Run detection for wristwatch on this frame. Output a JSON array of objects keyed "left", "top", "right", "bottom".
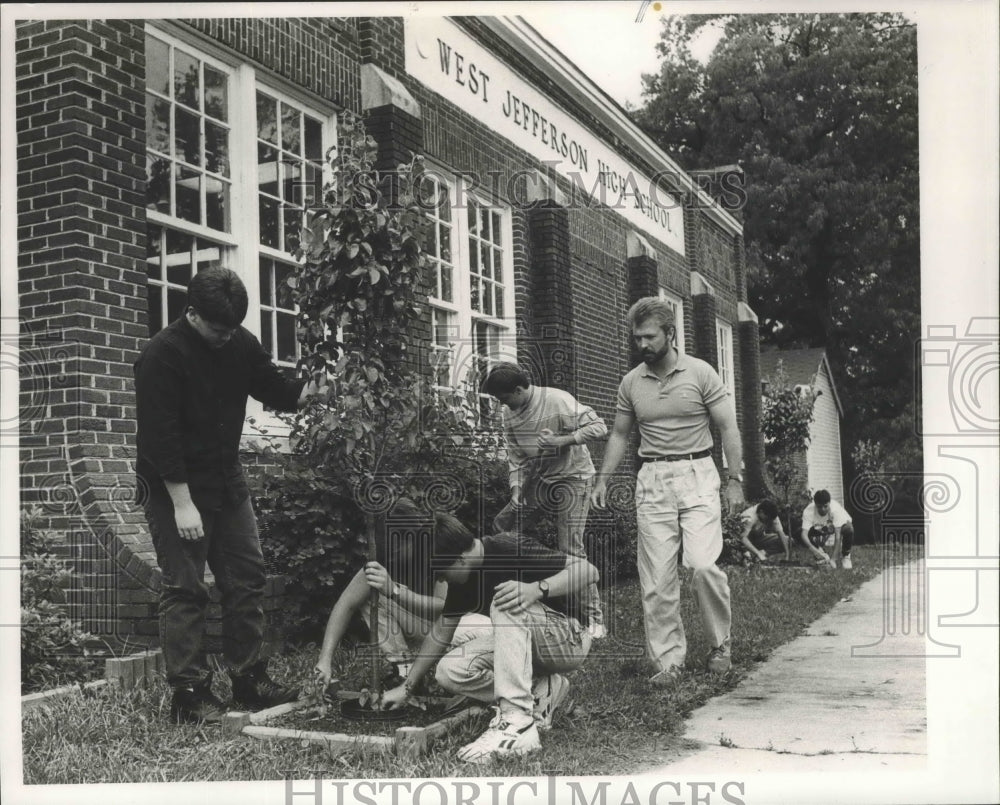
[
  {"left": 537, "top": 580, "right": 550, "bottom": 601},
  {"left": 389, "top": 583, "right": 401, "bottom": 600},
  {"left": 728, "top": 474, "right": 743, "bottom": 483}
]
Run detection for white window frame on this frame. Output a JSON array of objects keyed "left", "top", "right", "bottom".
[
  {"left": 144, "top": 23, "right": 337, "bottom": 448},
  {"left": 658, "top": 286, "right": 686, "bottom": 353},
  {"left": 715, "top": 318, "right": 737, "bottom": 469},
  {"left": 716, "top": 318, "right": 736, "bottom": 400},
  {"left": 423, "top": 167, "right": 517, "bottom": 411}
]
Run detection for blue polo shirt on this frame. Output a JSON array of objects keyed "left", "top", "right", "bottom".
[{"left": 615, "top": 353, "right": 728, "bottom": 457}]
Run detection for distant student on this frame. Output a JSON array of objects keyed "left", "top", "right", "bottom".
[
  {"left": 482, "top": 362, "right": 608, "bottom": 637},
  {"left": 739, "top": 500, "right": 834, "bottom": 566},
  {"left": 738, "top": 500, "right": 790, "bottom": 562},
  {"left": 801, "top": 490, "right": 855, "bottom": 569}
]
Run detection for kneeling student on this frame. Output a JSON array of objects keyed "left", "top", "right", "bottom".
[
  {"left": 739, "top": 500, "right": 792, "bottom": 562},
  {"left": 381, "top": 515, "right": 597, "bottom": 763},
  {"left": 315, "top": 501, "right": 477, "bottom": 687}
]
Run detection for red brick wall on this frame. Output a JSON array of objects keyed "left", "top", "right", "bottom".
[
  {"left": 182, "top": 17, "right": 361, "bottom": 111},
  {"left": 17, "top": 18, "right": 156, "bottom": 644}
]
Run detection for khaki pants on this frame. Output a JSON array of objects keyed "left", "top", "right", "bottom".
[
  {"left": 636, "top": 457, "right": 731, "bottom": 672},
  {"left": 362, "top": 599, "right": 491, "bottom": 663},
  {"left": 434, "top": 600, "right": 591, "bottom": 716},
  {"left": 493, "top": 475, "right": 604, "bottom": 626}
]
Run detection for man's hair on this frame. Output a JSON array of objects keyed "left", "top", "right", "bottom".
[
  {"left": 813, "top": 489, "right": 832, "bottom": 505},
  {"left": 756, "top": 499, "right": 779, "bottom": 521},
  {"left": 627, "top": 296, "right": 675, "bottom": 337},
  {"left": 187, "top": 267, "right": 249, "bottom": 328},
  {"left": 430, "top": 511, "right": 475, "bottom": 568},
  {"left": 482, "top": 362, "right": 531, "bottom": 396}
]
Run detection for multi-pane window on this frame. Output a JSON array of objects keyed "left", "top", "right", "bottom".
[
  {"left": 716, "top": 319, "right": 735, "bottom": 399},
  {"left": 258, "top": 257, "right": 299, "bottom": 367},
  {"left": 145, "top": 32, "right": 231, "bottom": 232},
  {"left": 421, "top": 174, "right": 458, "bottom": 387},
  {"left": 421, "top": 173, "right": 515, "bottom": 402},
  {"left": 143, "top": 23, "right": 332, "bottom": 379},
  {"left": 145, "top": 225, "right": 224, "bottom": 333},
  {"left": 468, "top": 203, "right": 505, "bottom": 320},
  {"left": 658, "top": 287, "right": 686, "bottom": 353},
  {"left": 255, "top": 90, "right": 324, "bottom": 255},
  {"left": 466, "top": 200, "right": 509, "bottom": 383}
]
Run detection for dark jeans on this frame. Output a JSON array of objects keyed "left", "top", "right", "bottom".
[
  {"left": 807, "top": 523, "right": 854, "bottom": 556},
  {"left": 144, "top": 491, "right": 266, "bottom": 687},
  {"left": 748, "top": 525, "right": 785, "bottom": 555}
]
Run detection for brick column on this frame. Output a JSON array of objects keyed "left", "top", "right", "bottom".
[
  {"left": 525, "top": 174, "right": 575, "bottom": 392},
  {"left": 16, "top": 19, "right": 157, "bottom": 644},
  {"left": 690, "top": 272, "right": 723, "bottom": 467},
  {"left": 361, "top": 63, "right": 428, "bottom": 369},
  {"left": 625, "top": 231, "right": 658, "bottom": 365}
]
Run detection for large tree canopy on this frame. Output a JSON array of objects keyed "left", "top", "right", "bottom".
[{"left": 635, "top": 13, "right": 920, "bottom": 480}]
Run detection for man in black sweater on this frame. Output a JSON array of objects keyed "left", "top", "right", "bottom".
[{"left": 134, "top": 267, "right": 323, "bottom": 724}]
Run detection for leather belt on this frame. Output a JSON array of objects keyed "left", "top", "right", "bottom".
[{"left": 643, "top": 448, "right": 712, "bottom": 463}]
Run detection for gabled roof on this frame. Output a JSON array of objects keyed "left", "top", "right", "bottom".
[{"left": 760, "top": 347, "right": 844, "bottom": 417}]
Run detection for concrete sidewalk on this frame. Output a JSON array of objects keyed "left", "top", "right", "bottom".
[{"left": 655, "top": 559, "right": 927, "bottom": 773}]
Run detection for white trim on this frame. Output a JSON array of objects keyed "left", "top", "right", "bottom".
[
  {"left": 146, "top": 212, "right": 238, "bottom": 247},
  {"left": 480, "top": 17, "right": 742, "bottom": 238},
  {"left": 819, "top": 354, "right": 845, "bottom": 419},
  {"left": 230, "top": 63, "right": 260, "bottom": 323},
  {"left": 716, "top": 319, "right": 736, "bottom": 401}
]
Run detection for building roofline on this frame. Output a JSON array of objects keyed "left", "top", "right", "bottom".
[
  {"left": 481, "top": 16, "right": 743, "bottom": 238},
  {"left": 818, "top": 353, "right": 845, "bottom": 418}
]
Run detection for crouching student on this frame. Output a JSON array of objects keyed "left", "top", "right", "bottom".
[
  {"left": 381, "top": 515, "right": 597, "bottom": 763},
  {"left": 739, "top": 500, "right": 792, "bottom": 563},
  {"left": 314, "top": 500, "right": 487, "bottom": 688}
]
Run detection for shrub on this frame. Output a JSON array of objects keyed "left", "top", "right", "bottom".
[
  {"left": 719, "top": 509, "right": 755, "bottom": 567},
  {"left": 21, "top": 508, "right": 100, "bottom": 693}
]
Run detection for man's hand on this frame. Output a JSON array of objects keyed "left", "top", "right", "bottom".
[
  {"left": 493, "top": 580, "right": 542, "bottom": 614},
  {"left": 591, "top": 478, "right": 608, "bottom": 509},
  {"left": 379, "top": 683, "right": 410, "bottom": 711},
  {"left": 313, "top": 663, "right": 332, "bottom": 687},
  {"left": 173, "top": 501, "right": 204, "bottom": 540},
  {"left": 723, "top": 478, "right": 744, "bottom": 514},
  {"left": 537, "top": 428, "right": 569, "bottom": 449},
  {"left": 298, "top": 371, "right": 330, "bottom": 407},
  {"left": 363, "top": 561, "right": 392, "bottom": 595}
]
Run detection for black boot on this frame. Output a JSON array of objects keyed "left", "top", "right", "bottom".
[
  {"left": 229, "top": 661, "right": 300, "bottom": 710},
  {"left": 170, "top": 673, "right": 227, "bottom": 724}
]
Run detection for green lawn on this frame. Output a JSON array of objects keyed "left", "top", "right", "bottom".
[{"left": 22, "top": 544, "right": 915, "bottom": 783}]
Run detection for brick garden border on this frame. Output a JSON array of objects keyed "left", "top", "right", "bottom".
[
  {"left": 224, "top": 680, "right": 487, "bottom": 759},
  {"left": 21, "top": 648, "right": 164, "bottom": 712}
]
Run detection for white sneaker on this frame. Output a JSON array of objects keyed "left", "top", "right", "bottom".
[
  {"left": 531, "top": 673, "right": 573, "bottom": 730},
  {"left": 457, "top": 709, "right": 541, "bottom": 764},
  {"left": 841, "top": 555, "right": 853, "bottom": 569},
  {"left": 587, "top": 621, "right": 607, "bottom": 639}
]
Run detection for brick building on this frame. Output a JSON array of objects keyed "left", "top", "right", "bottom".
[{"left": 15, "top": 15, "right": 766, "bottom": 647}]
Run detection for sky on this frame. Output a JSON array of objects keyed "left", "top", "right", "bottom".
[{"left": 522, "top": 2, "right": 669, "bottom": 109}]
